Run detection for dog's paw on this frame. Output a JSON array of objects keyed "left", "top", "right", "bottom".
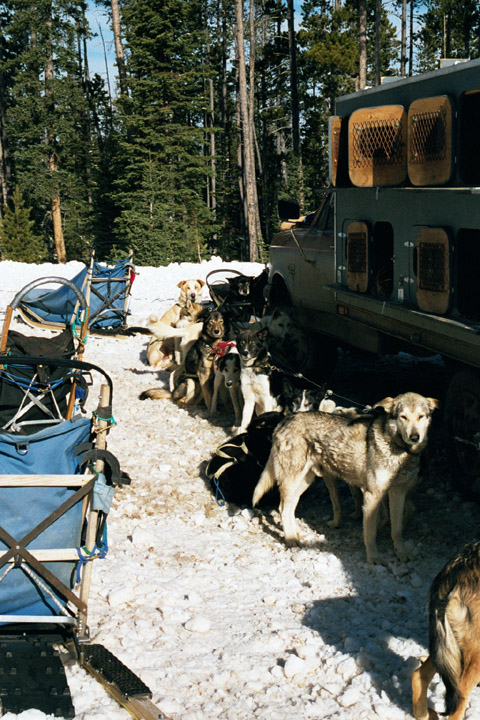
[
  {"left": 394, "top": 543, "right": 408, "bottom": 563},
  {"left": 327, "top": 517, "right": 341, "bottom": 529},
  {"left": 284, "top": 536, "right": 301, "bottom": 548}
]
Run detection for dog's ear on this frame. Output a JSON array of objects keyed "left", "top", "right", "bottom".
[
  {"left": 177, "top": 280, "right": 186, "bottom": 289},
  {"left": 427, "top": 397, "right": 440, "bottom": 413},
  {"left": 258, "top": 327, "right": 269, "bottom": 342},
  {"left": 372, "top": 396, "right": 395, "bottom": 414},
  {"left": 197, "top": 279, "right": 205, "bottom": 288}
]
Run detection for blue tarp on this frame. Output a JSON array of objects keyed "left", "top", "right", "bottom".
[
  {"left": 0, "top": 417, "right": 92, "bottom": 617},
  {"left": 19, "top": 258, "right": 133, "bottom": 330}
]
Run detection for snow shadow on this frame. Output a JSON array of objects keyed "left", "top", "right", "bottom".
[{"left": 302, "top": 557, "right": 429, "bottom": 716}]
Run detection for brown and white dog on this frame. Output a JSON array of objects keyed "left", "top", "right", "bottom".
[{"left": 146, "top": 279, "right": 205, "bottom": 370}]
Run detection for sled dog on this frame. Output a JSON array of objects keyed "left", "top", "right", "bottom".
[
  {"left": 140, "top": 310, "right": 227, "bottom": 409},
  {"left": 412, "top": 540, "right": 480, "bottom": 720},
  {"left": 252, "top": 391, "right": 438, "bottom": 563},
  {"left": 161, "top": 278, "right": 205, "bottom": 327},
  {"left": 146, "top": 279, "right": 206, "bottom": 369},
  {"left": 236, "top": 326, "right": 282, "bottom": 434},
  {"left": 209, "top": 342, "right": 243, "bottom": 427}
]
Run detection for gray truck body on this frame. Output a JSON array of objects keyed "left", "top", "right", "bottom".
[{"left": 267, "top": 58, "right": 480, "bottom": 493}]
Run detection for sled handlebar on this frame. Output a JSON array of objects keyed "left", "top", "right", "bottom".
[{"left": 10, "top": 276, "right": 88, "bottom": 311}]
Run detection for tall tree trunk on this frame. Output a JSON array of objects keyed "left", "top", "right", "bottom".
[
  {"left": 275, "top": 14, "right": 288, "bottom": 187},
  {"left": 359, "top": 0, "right": 367, "bottom": 89},
  {"left": 235, "top": 0, "right": 262, "bottom": 262},
  {"left": 45, "top": 12, "right": 67, "bottom": 264},
  {"left": 235, "top": 77, "right": 246, "bottom": 259},
  {"left": 0, "top": 93, "right": 9, "bottom": 211},
  {"left": 205, "top": 29, "right": 216, "bottom": 220},
  {"left": 248, "top": 0, "right": 262, "bottom": 244},
  {"left": 286, "top": 0, "right": 299, "bottom": 157},
  {"left": 0, "top": 35, "right": 10, "bottom": 210},
  {"left": 111, "top": 0, "right": 128, "bottom": 97},
  {"left": 98, "top": 21, "right": 113, "bottom": 106},
  {"left": 248, "top": 0, "right": 262, "bottom": 180},
  {"left": 400, "top": 0, "right": 407, "bottom": 76},
  {"left": 409, "top": 0, "right": 414, "bottom": 76},
  {"left": 375, "top": 0, "right": 381, "bottom": 85},
  {"left": 77, "top": 7, "right": 93, "bottom": 206},
  {"left": 209, "top": 76, "right": 216, "bottom": 218}
]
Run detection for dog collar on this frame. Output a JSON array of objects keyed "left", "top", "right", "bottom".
[
  {"left": 214, "top": 340, "right": 236, "bottom": 358},
  {"left": 214, "top": 340, "right": 236, "bottom": 370}
]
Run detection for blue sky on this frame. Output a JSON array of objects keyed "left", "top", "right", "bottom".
[
  {"left": 86, "top": 3, "right": 116, "bottom": 88},
  {"left": 85, "top": 0, "right": 423, "bottom": 94}
]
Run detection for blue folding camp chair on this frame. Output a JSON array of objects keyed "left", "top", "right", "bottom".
[
  {"left": 16, "top": 249, "right": 136, "bottom": 334},
  {"left": 0, "top": 280, "right": 165, "bottom": 719}
]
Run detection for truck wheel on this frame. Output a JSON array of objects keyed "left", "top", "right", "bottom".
[{"left": 444, "top": 368, "right": 480, "bottom": 498}]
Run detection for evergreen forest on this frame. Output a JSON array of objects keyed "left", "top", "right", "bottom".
[{"left": 0, "top": 0, "right": 479, "bottom": 266}]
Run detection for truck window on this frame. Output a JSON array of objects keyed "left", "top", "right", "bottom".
[
  {"left": 372, "top": 222, "right": 394, "bottom": 298},
  {"left": 459, "top": 90, "right": 480, "bottom": 184},
  {"left": 314, "top": 196, "right": 334, "bottom": 232},
  {"left": 457, "top": 229, "right": 480, "bottom": 319}
]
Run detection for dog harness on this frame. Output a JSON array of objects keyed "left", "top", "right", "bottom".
[{"left": 213, "top": 340, "right": 236, "bottom": 371}]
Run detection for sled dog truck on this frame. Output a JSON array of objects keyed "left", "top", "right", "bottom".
[{"left": 267, "top": 57, "right": 480, "bottom": 496}]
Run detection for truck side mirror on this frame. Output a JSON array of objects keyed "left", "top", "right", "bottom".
[{"left": 278, "top": 199, "right": 300, "bottom": 221}]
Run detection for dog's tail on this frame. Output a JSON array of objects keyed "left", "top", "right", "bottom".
[
  {"left": 429, "top": 557, "right": 477, "bottom": 717},
  {"left": 252, "top": 455, "right": 276, "bottom": 506},
  {"left": 146, "top": 316, "right": 202, "bottom": 340},
  {"left": 139, "top": 387, "right": 173, "bottom": 401}
]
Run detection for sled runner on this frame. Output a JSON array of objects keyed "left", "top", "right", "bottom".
[
  {"left": 0, "top": 281, "right": 168, "bottom": 719},
  {"left": 16, "top": 249, "right": 136, "bottom": 335}
]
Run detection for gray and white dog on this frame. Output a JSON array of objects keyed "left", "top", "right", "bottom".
[{"left": 253, "top": 392, "right": 438, "bottom": 564}]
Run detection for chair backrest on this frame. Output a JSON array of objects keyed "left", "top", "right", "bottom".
[{"left": 0, "top": 417, "right": 93, "bottom": 621}]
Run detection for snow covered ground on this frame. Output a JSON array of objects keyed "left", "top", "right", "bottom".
[{"left": 0, "top": 257, "right": 479, "bottom": 720}]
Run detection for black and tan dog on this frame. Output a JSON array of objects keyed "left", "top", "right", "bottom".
[
  {"left": 412, "top": 540, "right": 480, "bottom": 720},
  {"left": 140, "top": 310, "right": 228, "bottom": 409}
]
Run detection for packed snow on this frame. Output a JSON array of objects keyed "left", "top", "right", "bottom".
[{"left": 0, "top": 256, "right": 479, "bottom": 720}]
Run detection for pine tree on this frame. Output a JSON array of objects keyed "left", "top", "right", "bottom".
[
  {"left": 0, "top": 185, "right": 46, "bottom": 261},
  {"left": 110, "top": 0, "right": 217, "bottom": 265},
  {"left": 3, "top": 0, "right": 100, "bottom": 261},
  {"left": 416, "top": 0, "right": 480, "bottom": 72}
]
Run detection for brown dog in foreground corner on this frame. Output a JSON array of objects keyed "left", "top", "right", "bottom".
[{"left": 412, "top": 540, "right": 480, "bottom": 720}]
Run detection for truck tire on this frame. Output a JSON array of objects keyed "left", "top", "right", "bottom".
[{"left": 444, "top": 368, "right": 480, "bottom": 499}]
